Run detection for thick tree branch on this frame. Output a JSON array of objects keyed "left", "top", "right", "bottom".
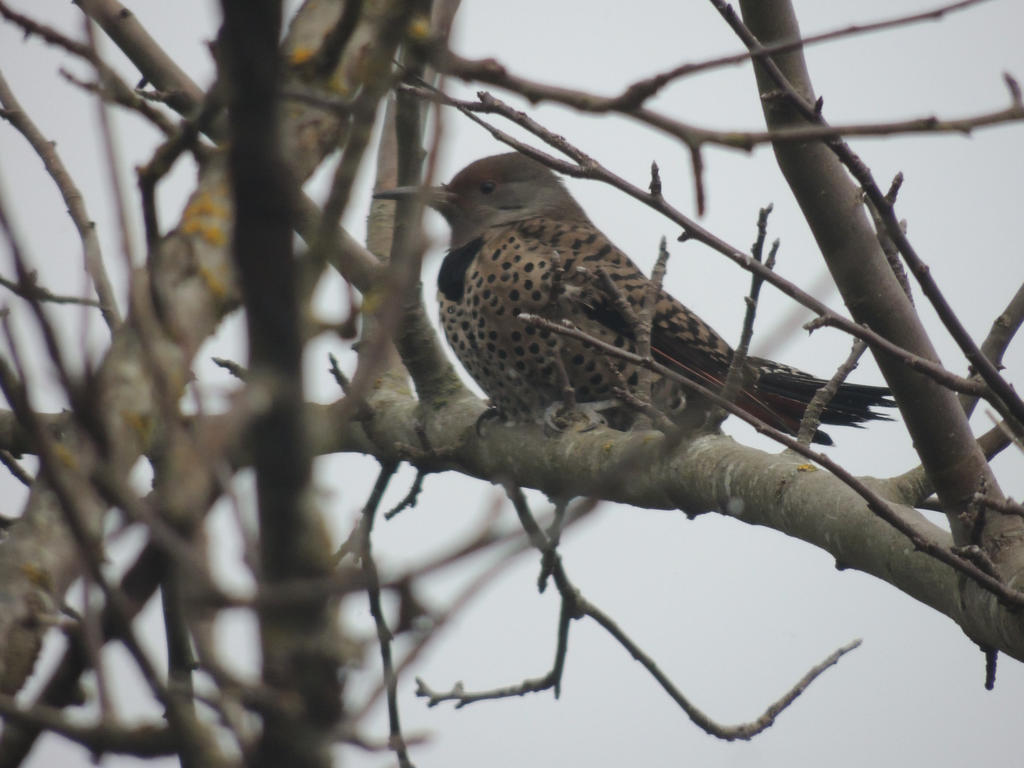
[
  {"left": 307, "top": 383, "right": 1024, "bottom": 661},
  {"left": 73, "top": 0, "right": 206, "bottom": 114},
  {"left": 731, "top": 0, "right": 1010, "bottom": 542},
  {"left": 219, "top": 0, "right": 343, "bottom": 764},
  {"left": 731, "top": 0, "right": 1024, "bottom": 671}
]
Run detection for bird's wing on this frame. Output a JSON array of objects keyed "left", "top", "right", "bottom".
[
  {"left": 510, "top": 218, "right": 890, "bottom": 443},
  {"left": 557, "top": 231, "right": 835, "bottom": 438},
  {"left": 556, "top": 235, "right": 736, "bottom": 389}
]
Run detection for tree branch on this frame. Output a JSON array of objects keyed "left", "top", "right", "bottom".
[{"left": 729, "top": 0, "right": 1012, "bottom": 556}]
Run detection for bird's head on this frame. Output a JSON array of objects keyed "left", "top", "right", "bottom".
[{"left": 374, "top": 153, "right": 590, "bottom": 247}]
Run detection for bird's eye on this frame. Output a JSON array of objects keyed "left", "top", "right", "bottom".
[{"left": 479, "top": 180, "right": 496, "bottom": 194}]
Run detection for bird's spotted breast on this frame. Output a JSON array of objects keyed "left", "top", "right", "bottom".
[{"left": 438, "top": 217, "right": 664, "bottom": 424}]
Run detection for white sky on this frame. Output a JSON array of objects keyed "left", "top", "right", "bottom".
[{"left": 1, "top": 1, "right": 1023, "bottom": 766}]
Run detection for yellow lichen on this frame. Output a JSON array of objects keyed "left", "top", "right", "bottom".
[
  {"left": 181, "top": 193, "right": 229, "bottom": 245},
  {"left": 361, "top": 285, "right": 385, "bottom": 314},
  {"left": 407, "top": 15, "right": 431, "bottom": 40},
  {"left": 289, "top": 45, "right": 316, "bottom": 65},
  {"left": 331, "top": 81, "right": 352, "bottom": 96},
  {"left": 183, "top": 192, "right": 226, "bottom": 219},
  {"left": 200, "top": 224, "right": 227, "bottom": 246},
  {"left": 796, "top": 464, "right": 817, "bottom": 472},
  {"left": 51, "top": 442, "right": 77, "bottom": 470},
  {"left": 121, "top": 410, "right": 152, "bottom": 440},
  {"left": 198, "top": 265, "right": 228, "bottom": 300},
  {"left": 20, "top": 563, "right": 51, "bottom": 589},
  {"left": 181, "top": 220, "right": 226, "bottom": 246}
]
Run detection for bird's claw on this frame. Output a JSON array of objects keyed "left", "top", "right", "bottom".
[
  {"left": 543, "top": 400, "right": 617, "bottom": 434},
  {"left": 475, "top": 406, "right": 505, "bottom": 436}
]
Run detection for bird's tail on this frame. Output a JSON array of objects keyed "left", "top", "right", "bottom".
[{"left": 744, "top": 359, "right": 896, "bottom": 446}]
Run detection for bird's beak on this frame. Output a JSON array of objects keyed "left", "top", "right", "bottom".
[{"left": 373, "top": 185, "right": 456, "bottom": 212}]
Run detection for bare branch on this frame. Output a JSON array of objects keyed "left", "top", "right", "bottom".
[
  {"left": 963, "top": 281, "right": 1024, "bottom": 416},
  {"left": 437, "top": 0, "right": 992, "bottom": 111},
  {"left": 974, "top": 494, "right": 1024, "bottom": 518},
  {"left": 0, "top": 70, "right": 120, "bottom": 328},
  {"left": 0, "top": 541, "right": 169, "bottom": 761},
  {"left": 419, "top": 484, "right": 859, "bottom": 740},
  {"left": 0, "top": 694, "right": 175, "bottom": 757},
  {"left": 428, "top": 0, "right": 1020, "bottom": 155},
  {"left": 383, "top": 468, "right": 426, "bottom": 519},
  {"left": 588, "top": 602, "right": 861, "bottom": 740},
  {"left": 357, "top": 461, "right": 414, "bottom": 768},
  {"left": 0, "top": 274, "right": 102, "bottom": 310},
  {"left": 0, "top": 326, "right": 216, "bottom": 760},
  {"left": 865, "top": 176, "right": 914, "bottom": 302},
  {"left": 720, "top": 206, "right": 777, "bottom": 409},
  {"left": 798, "top": 339, "right": 869, "bottom": 445},
  {"left": 219, "top": 0, "right": 352, "bottom": 762},
  {"left": 0, "top": 448, "right": 32, "bottom": 487},
  {"left": 58, "top": 66, "right": 178, "bottom": 136},
  {"left": 72, "top": 0, "right": 207, "bottom": 114}
]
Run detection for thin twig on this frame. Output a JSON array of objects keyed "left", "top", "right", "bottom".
[
  {"left": 0, "top": 275, "right": 102, "bottom": 309},
  {"left": 0, "top": 70, "right": 120, "bottom": 328},
  {"left": 719, "top": 206, "right": 777, "bottom": 410},
  {"left": 211, "top": 357, "right": 248, "bottom": 381},
  {"left": 587, "top": 601, "right": 861, "bottom": 740},
  {"left": 973, "top": 494, "right": 1024, "bottom": 518},
  {"left": 358, "top": 461, "right": 414, "bottom": 768},
  {"left": 963, "top": 281, "right": 1024, "bottom": 416},
  {"left": 385, "top": 468, "right": 428, "bottom": 519},
  {"left": 82, "top": 18, "right": 140, "bottom": 282},
  {"left": 797, "top": 339, "right": 869, "bottom": 445},
  {"left": 865, "top": 174, "right": 914, "bottom": 302},
  {"left": 306, "top": 0, "right": 365, "bottom": 77},
  {"left": 58, "top": 67, "right": 177, "bottom": 137},
  {"left": 0, "top": 448, "right": 32, "bottom": 486}
]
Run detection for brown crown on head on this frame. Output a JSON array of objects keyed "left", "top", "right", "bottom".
[{"left": 376, "top": 153, "right": 590, "bottom": 246}]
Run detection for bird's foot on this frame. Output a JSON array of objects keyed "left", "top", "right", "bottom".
[
  {"left": 475, "top": 406, "right": 504, "bottom": 436},
  {"left": 543, "top": 400, "right": 617, "bottom": 434}
]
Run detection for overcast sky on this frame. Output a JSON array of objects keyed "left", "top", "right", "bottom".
[{"left": 1, "top": 1, "right": 1023, "bottom": 766}]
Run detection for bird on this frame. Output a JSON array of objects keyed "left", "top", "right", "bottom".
[{"left": 375, "top": 152, "right": 894, "bottom": 445}]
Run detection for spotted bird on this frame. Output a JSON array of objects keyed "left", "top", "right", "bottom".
[{"left": 376, "top": 153, "right": 894, "bottom": 444}]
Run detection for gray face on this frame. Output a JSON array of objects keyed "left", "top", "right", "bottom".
[{"left": 436, "top": 153, "right": 590, "bottom": 246}]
